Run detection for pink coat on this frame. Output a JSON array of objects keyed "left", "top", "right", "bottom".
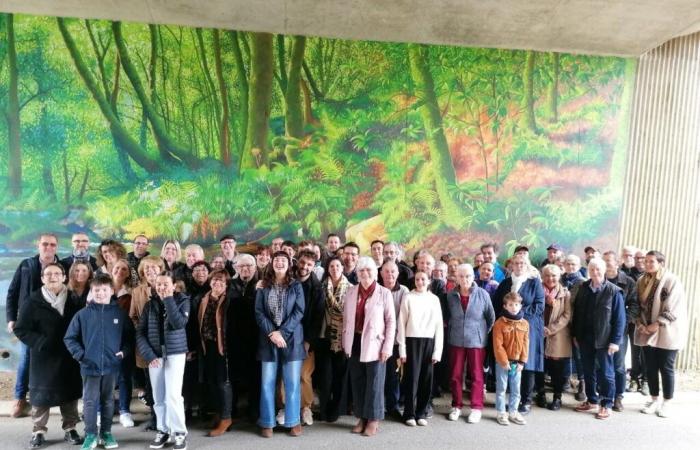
[{"left": 342, "top": 283, "right": 396, "bottom": 363}]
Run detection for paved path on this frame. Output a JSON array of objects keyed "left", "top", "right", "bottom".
[{"left": 1, "top": 390, "right": 698, "bottom": 449}]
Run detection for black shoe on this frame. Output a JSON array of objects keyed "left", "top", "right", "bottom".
[
  {"left": 548, "top": 398, "right": 562, "bottom": 411},
  {"left": 518, "top": 403, "right": 531, "bottom": 415},
  {"left": 613, "top": 396, "right": 624, "bottom": 412},
  {"left": 575, "top": 381, "right": 587, "bottom": 402},
  {"left": 29, "top": 433, "right": 45, "bottom": 449},
  {"left": 150, "top": 431, "right": 170, "bottom": 449},
  {"left": 64, "top": 429, "right": 83, "bottom": 445},
  {"left": 535, "top": 393, "right": 547, "bottom": 408},
  {"left": 173, "top": 433, "right": 187, "bottom": 450}
]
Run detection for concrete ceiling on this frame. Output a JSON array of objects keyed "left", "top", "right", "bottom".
[{"left": 2, "top": 0, "right": 700, "bottom": 57}]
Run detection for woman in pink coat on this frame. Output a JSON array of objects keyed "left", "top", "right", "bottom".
[{"left": 342, "top": 256, "right": 396, "bottom": 437}]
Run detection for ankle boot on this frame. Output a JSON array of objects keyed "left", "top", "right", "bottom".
[{"left": 208, "top": 418, "right": 232, "bottom": 437}]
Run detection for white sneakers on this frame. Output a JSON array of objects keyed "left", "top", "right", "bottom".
[
  {"left": 467, "top": 409, "right": 482, "bottom": 424},
  {"left": 276, "top": 409, "right": 285, "bottom": 426},
  {"left": 405, "top": 419, "right": 417, "bottom": 427},
  {"left": 416, "top": 418, "right": 428, "bottom": 426},
  {"left": 301, "top": 407, "right": 314, "bottom": 426},
  {"left": 119, "top": 412, "right": 135, "bottom": 428},
  {"left": 643, "top": 399, "right": 671, "bottom": 418},
  {"left": 508, "top": 412, "right": 527, "bottom": 425},
  {"left": 496, "top": 412, "right": 510, "bottom": 426},
  {"left": 448, "top": 407, "right": 461, "bottom": 421}
]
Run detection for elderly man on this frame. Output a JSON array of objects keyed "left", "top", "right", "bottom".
[
  {"left": 61, "top": 232, "right": 97, "bottom": 272},
  {"left": 572, "top": 258, "right": 625, "bottom": 420},
  {"left": 226, "top": 253, "right": 260, "bottom": 422},
  {"left": 220, "top": 234, "right": 238, "bottom": 277},
  {"left": 7, "top": 233, "right": 61, "bottom": 419},
  {"left": 540, "top": 244, "right": 563, "bottom": 269},
  {"left": 379, "top": 242, "right": 414, "bottom": 287}
]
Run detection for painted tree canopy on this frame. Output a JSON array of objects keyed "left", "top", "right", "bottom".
[{"left": 0, "top": 14, "right": 634, "bottom": 259}]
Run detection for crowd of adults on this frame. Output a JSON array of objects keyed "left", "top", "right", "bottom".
[{"left": 5, "top": 231, "right": 688, "bottom": 448}]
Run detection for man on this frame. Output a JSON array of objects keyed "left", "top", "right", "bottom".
[
  {"left": 370, "top": 240, "right": 384, "bottom": 268},
  {"left": 341, "top": 242, "right": 360, "bottom": 285},
  {"left": 603, "top": 251, "right": 639, "bottom": 412},
  {"left": 380, "top": 242, "right": 414, "bottom": 287},
  {"left": 60, "top": 232, "right": 97, "bottom": 272},
  {"left": 432, "top": 261, "right": 448, "bottom": 285},
  {"left": 629, "top": 248, "right": 648, "bottom": 395},
  {"left": 320, "top": 233, "right": 342, "bottom": 267},
  {"left": 540, "top": 243, "right": 563, "bottom": 269},
  {"left": 294, "top": 250, "right": 324, "bottom": 425},
  {"left": 572, "top": 258, "right": 625, "bottom": 420},
  {"left": 226, "top": 254, "right": 260, "bottom": 422},
  {"left": 126, "top": 234, "right": 150, "bottom": 279},
  {"left": 634, "top": 249, "right": 647, "bottom": 277},
  {"left": 580, "top": 246, "right": 600, "bottom": 278},
  {"left": 6, "top": 233, "right": 61, "bottom": 418},
  {"left": 299, "top": 240, "right": 324, "bottom": 280},
  {"left": 281, "top": 240, "right": 297, "bottom": 262},
  {"left": 271, "top": 237, "right": 284, "bottom": 253},
  {"left": 478, "top": 242, "right": 506, "bottom": 282},
  {"left": 220, "top": 234, "right": 237, "bottom": 277},
  {"left": 255, "top": 246, "right": 271, "bottom": 272}
]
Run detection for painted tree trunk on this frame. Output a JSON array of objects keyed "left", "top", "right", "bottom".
[
  {"left": 242, "top": 32, "right": 274, "bottom": 170},
  {"left": 548, "top": 52, "right": 560, "bottom": 122},
  {"left": 521, "top": 50, "right": 538, "bottom": 134},
  {"left": 229, "top": 31, "right": 249, "bottom": 159},
  {"left": 213, "top": 30, "right": 231, "bottom": 166},
  {"left": 408, "top": 44, "right": 461, "bottom": 225},
  {"left": 285, "top": 35, "right": 306, "bottom": 140},
  {"left": 6, "top": 14, "right": 22, "bottom": 196}
]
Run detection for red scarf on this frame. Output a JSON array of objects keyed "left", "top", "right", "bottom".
[{"left": 355, "top": 281, "right": 377, "bottom": 333}]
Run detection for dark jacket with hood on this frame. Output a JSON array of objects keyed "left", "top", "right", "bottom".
[{"left": 135, "top": 292, "right": 190, "bottom": 362}]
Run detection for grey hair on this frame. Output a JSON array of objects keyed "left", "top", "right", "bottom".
[
  {"left": 456, "top": 263, "right": 475, "bottom": 277},
  {"left": 356, "top": 256, "right": 378, "bottom": 280},
  {"left": 622, "top": 245, "right": 637, "bottom": 254},
  {"left": 542, "top": 264, "right": 562, "bottom": 277},
  {"left": 435, "top": 261, "right": 447, "bottom": 271},
  {"left": 565, "top": 254, "right": 581, "bottom": 265},
  {"left": 384, "top": 241, "right": 403, "bottom": 257},
  {"left": 234, "top": 253, "right": 255, "bottom": 267},
  {"left": 588, "top": 257, "right": 606, "bottom": 273}
]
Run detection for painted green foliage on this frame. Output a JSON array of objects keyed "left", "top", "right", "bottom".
[{"left": 0, "top": 14, "right": 634, "bottom": 257}]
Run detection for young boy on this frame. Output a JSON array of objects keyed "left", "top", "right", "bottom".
[
  {"left": 64, "top": 273, "right": 133, "bottom": 449},
  {"left": 492, "top": 292, "right": 529, "bottom": 426}
]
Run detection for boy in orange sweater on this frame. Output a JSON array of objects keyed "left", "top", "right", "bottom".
[{"left": 492, "top": 292, "right": 529, "bottom": 425}]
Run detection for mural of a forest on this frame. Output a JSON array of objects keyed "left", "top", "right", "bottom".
[{"left": 0, "top": 14, "right": 635, "bottom": 258}]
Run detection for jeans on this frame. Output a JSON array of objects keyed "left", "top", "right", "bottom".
[
  {"left": 384, "top": 346, "right": 401, "bottom": 413},
  {"left": 83, "top": 373, "right": 118, "bottom": 435},
  {"left": 643, "top": 347, "right": 678, "bottom": 400},
  {"left": 495, "top": 364, "right": 521, "bottom": 413},
  {"left": 149, "top": 353, "right": 187, "bottom": 435},
  {"left": 118, "top": 354, "right": 134, "bottom": 413},
  {"left": 14, "top": 341, "right": 30, "bottom": 400},
  {"left": 613, "top": 334, "right": 628, "bottom": 398},
  {"left": 580, "top": 343, "right": 615, "bottom": 408},
  {"left": 259, "top": 359, "right": 302, "bottom": 428}
]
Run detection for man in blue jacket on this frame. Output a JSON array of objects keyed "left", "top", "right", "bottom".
[
  {"left": 572, "top": 258, "right": 625, "bottom": 420},
  {"left": 64, "top": 273, "right": 134, "bottom": 449}
]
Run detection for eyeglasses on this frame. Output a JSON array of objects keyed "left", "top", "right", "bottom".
[
  {"left": 237, "top": 264, "right": 255, "bottom": 268},
  {"left": 40, "top": 242, "right": 58, "bottom": 247},
  {"left": 72, "top": 239, "right": 89, "bottom": 243}
]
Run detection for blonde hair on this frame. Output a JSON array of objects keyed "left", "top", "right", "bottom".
[{"left": 160, "top": 239, "right": 182, "bottom": 261}]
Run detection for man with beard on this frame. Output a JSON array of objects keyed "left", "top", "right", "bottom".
[{"left": 61, "top": 232, "right": 97, "bottom": 272}]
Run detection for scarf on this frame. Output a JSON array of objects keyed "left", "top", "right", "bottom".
[
  {"left": 324, "top": 276, "right": 350, "bottom": 352},
  {"left": 511, "top": 273, "right": 528, "bottom": 294},
  {"left": 355, "top": 281, "right": 377, "bottom": 332},
  {"left": 502, "top": 308, "right": 524, "bottom": 321},
  {"left": 543, "top": 284, "right": 558, "bottom": 305},
  {"left": 638, "top": 268, "right": 665, "bottom": 323},
  {"left": 41, "top": 285, "right": 68, "bottom": 316}
]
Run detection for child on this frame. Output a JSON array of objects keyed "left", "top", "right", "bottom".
[
  {"left": 136, "top": 271, "right": 190, "bottom": 450},
  {"left": 64, "top": 273, "right": 134, "bottom": 449},
  {"left": 492, "top": 292, "right": 529, "bottom": 426}
]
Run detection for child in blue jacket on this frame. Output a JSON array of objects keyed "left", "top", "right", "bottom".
[{"left": 64, "top": 273, "right": 133, "bottom": 449}]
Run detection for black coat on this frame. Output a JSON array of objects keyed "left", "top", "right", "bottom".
[
  {"left": 136, "top": 293, "right": 190, "bottom": 362},
  {"left": 60, "top": 255, "right": 98, "bottom": 273},
  {"left": 6, "top": 255, "right": 58, "bottom": 323},
  {"left": 226, "top": 275, "right": 259, "bottom": 361},
  {"left": 300, "top": 273, "right": 324, "bottom": 348},
  {"left": 14, "top": 289, "right": 82, "bottom": 407}
]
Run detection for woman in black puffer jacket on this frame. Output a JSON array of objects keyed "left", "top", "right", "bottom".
[{"left": 135, "top": 271, "right": 190, "bottom": 450}]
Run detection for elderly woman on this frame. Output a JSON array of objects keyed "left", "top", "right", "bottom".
[
  {"left": 161, "top": 239, "right": 185, "bottom": 272},
  {"left": 67, "top": 261, "right": 93, "bottom": 308},
  {"left": 198, "top": 269, "right": 233, "bottom": 436},
  {"left": 316, "top": 257, "right": 351, "bottom": 423},
  {"left": 255, "top": 251, "right": 305, "bottom": 438},
  {"left": 398, "top": 271, "right": 444, "bottom": 427},
  {"left": 446, "top": 264, "right": 495, "bottom": 423},
  {"left": 635, "top": 251, "right": 688, "bottom": 418},
  {"left": 129, "top": 255, "right": 164, "bottom": 430},
  {"left": 174, "top": 244, "right": 205, "bottom": 290},
  {"left": 492, "top": 253, "right": 544, "bottom": 415},
  {"left": 562, "top": 254, "right": 586, "bottom": 290},
  {"left": 342, "top": 257, "right": 396, "bottom": 437},
  {"left": 537, "top": 264, "right": 572, "bottom": 411}
]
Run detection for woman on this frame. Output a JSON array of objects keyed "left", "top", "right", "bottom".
[
  {"left": 161, "top": 239, "right": 185, "bottom": 273},
  {"left": 96, "top": 239, "right": 127, "bottom": 275},
  {"left": 476, "top": 262, "right": 500, "bottom": 297},
  {"left": 492, "top": 253, "right": 544, "bottom": 415},
  {"left": 562, "top": 254, "right": 586, "bottom": 290},
  {"left": 210, "top": 255, "right": 226, "bottom": 272},
  {"left": 315, "top": 257, "right": 350, "bottom": 422},
  {"left": 67, "top": 261, "right": 93, "bottom": 308},
  {"left": 635, "top": 251, "right": 688, "bottom": 418},
  {"left": 398, "top": 271, "right": 444, "bottom": 427},
  {"left": 183, "top": 260, "right": 210, "bottom": 422},
  {"left": 254, "top": 251, "right": 305, "bottom": 438},
  {"left": 129, "top": 256, "right": 164, "bottom": 430},
  {"left": 539, "top": 264, "right": 572, "bottom": 411},
  {"left": 136, "top": 271, "right": 190, "bottom": 450},
  {"left": 14, "top": 263, "right": 83, "bottom": 448},
  {"left": 562, "top": 253, "right": 586, "bottom": 401},
  {"left": 111, "top": 258, "right": 136, "bottom": 428},
  {"left": 342, "top": 257, "right": 396, "bottom": 437},
  {"left": 197, "top": 269, "right": 233, "bottom": 436},
  {"left": 445, "top": 264, "right": 495, "bottom": 423},
  {"left": 445, "top": 257, "right": 461, "bottom": 292}
]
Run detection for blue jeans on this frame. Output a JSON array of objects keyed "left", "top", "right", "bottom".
[
  {"left": 259, "top": 359, "right": 302, "bottom": 428},
  {"left": 118, "top": 354, "right": 134, "bottom": 413},
  {"left": 14, "top": 341, "right": 30, "bottom": 400},
  {"left": 613, "top": 334, "right": 628, "bottom": 398},
  {"left": 580, "top": 343, "right": 615, "bottom": 408},
  {"left": 83, "top": 373, "right": 118, "bottom": 435},
  {"left": 495, "top": 363, "right": 521, "bottom": 414}
]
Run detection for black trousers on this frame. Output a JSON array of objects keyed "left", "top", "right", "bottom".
[
  {"left": 643, "top": 347, "right": 678, "bottom": 399},
  {"left": 521, "top": 370, "right": 538, "bottom": 404},
  {"left": 534, "top": 358, "right": 570, "bottom": 397},
  {"left": 228, "top": 349, "right": 260, "bottom": 421},
  {"left": 315, "top": 338, "right": 347, "bottom": 420},
  {"left": 629, "top": 324, "right": 646, "bottom": 382},
  {"left": 203, "top": 341, "right": 233, "bottom": 419},
  {"left": 403, "top": 337, "right": 434, "bottom": 421},
  {"left": 349, "top": 335, "right": 386, "bottom": 420},
  {"left": 182, "top": 356, "right": 201, "bottom": 416}
]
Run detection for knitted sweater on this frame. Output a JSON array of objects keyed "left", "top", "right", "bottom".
[{"left": 397, "top": 290, "right": 444, "bottom": 361}]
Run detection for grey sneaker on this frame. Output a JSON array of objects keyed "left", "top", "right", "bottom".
[{"left": 173, "top": 433, "right": 187, "bottom": 450}]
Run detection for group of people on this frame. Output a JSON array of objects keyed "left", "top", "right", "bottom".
[{"left": 5, "top": 232, "right": 688, "bottom": 448}]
